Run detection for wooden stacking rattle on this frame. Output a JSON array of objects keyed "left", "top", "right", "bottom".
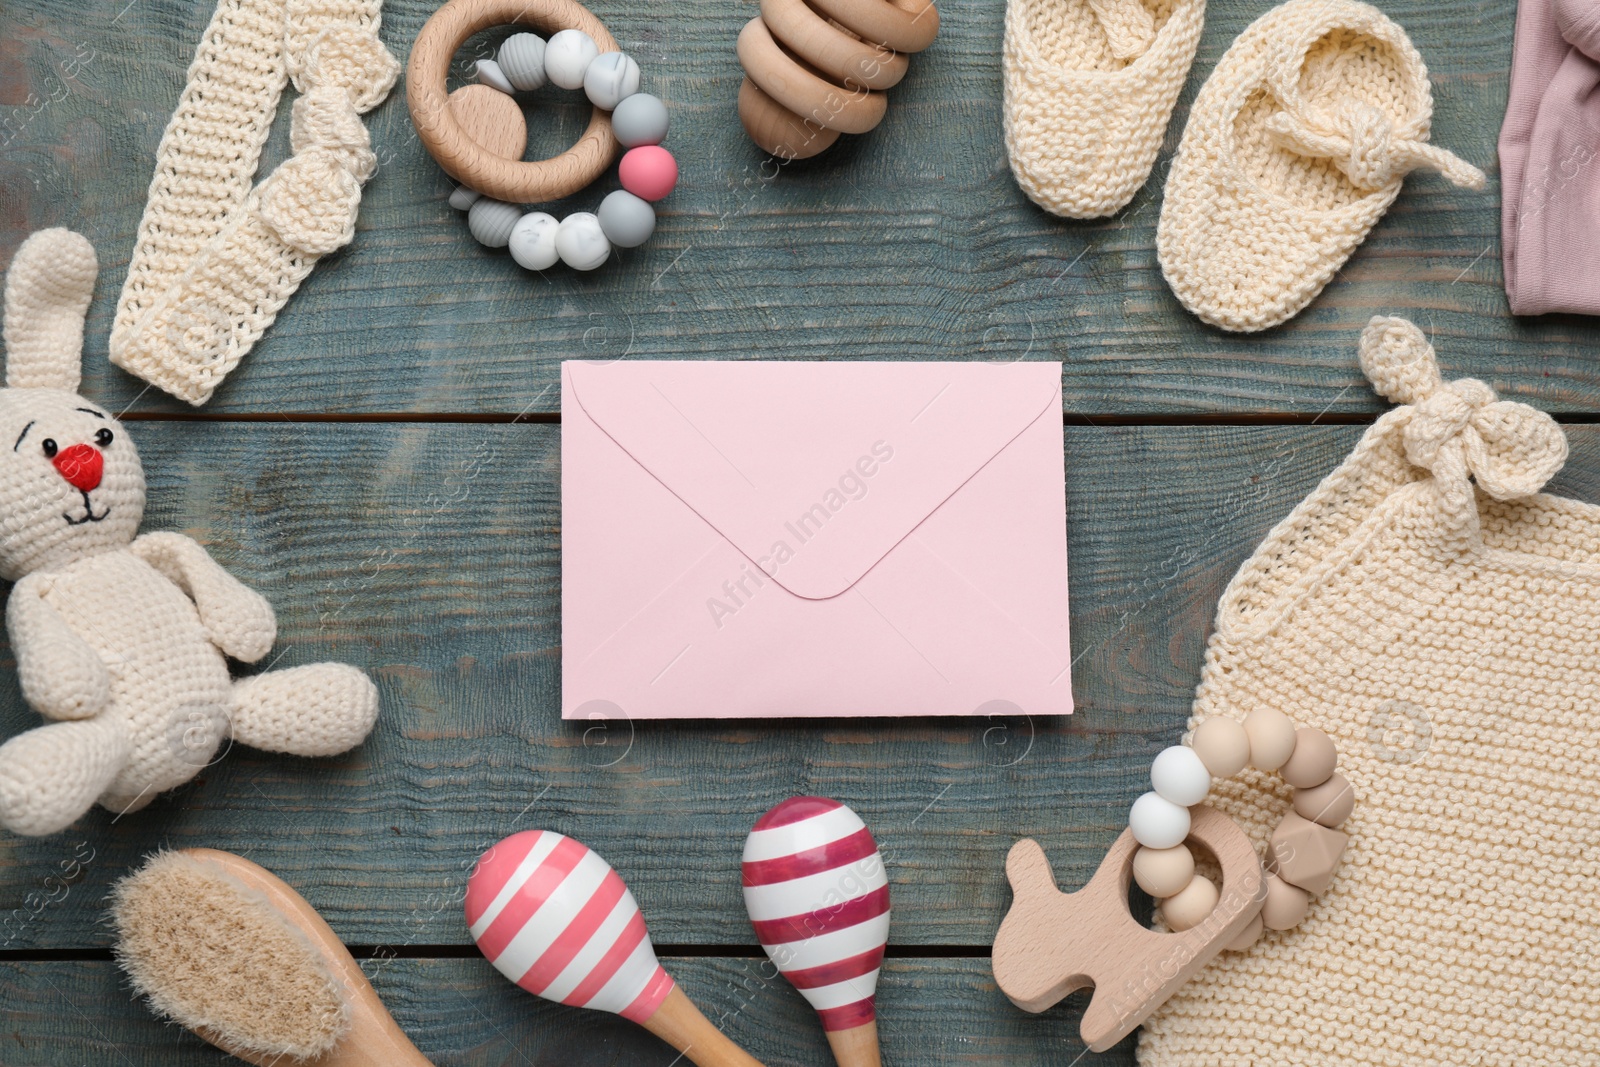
[
  {"left": 992, "top": 707, "right": 1357, "bottom": 1051},
  {"left": 736, "top": 0, "right": 940, "bottom": 160},
  {"left": 467, "top": 830, "right": 768, "bottom": 1067},
  {"left": 742, "top": 797, "right": 890, "bottom": 1067},
  {"left": 408, "top": 0, "right": 678, "bottom": 271}
]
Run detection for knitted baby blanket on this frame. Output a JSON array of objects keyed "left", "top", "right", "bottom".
[{"left": 1139, "top": 318, "right": 1600, "bottom": 1066}]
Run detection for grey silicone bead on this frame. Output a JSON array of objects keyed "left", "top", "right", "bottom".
[
  {"left": 467, "top": 198, "right": 522, "bottom": 247},
  {"left": 583, "top": 51, "right": 641, "bottom": 110},
  {"left": 449, "top": 186, "right": 482, "bottom": 211},
  {"left": 611, "top": 93, "right": 669, "bottom": 147},
  {"left": 497, "top": 33, "right": 547, "bottom": 91},
  {"left": 555, "top": 212, "right": 611, "bottom": 270},
  {"left": 508, "top": 212, "right": 560, "bottom": 271},
  {"left": 597, "top": 190, "right": 656, "bottom": 248},
  {"left": 474, "top": 58, "right": 515, "bottom": 94}
]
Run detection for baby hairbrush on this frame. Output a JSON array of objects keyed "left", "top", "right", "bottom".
[{"left": 111, "top": 849, "right": 432, "bottom": 1066}]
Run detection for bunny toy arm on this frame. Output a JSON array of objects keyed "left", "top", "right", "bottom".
[
  {"left": 6, "top": 574, "right": 112, "bottom": 721},
  {"left": 130, "top": 532, "right": 276, "bottom": 663}
]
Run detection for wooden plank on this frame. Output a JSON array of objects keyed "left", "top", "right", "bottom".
[
  {"left": 2, "top": 422, "right": 1596, "bottom": 952},
  {"left": 3, "top": 0, "right": 1597, "bottom": 417},
  {"left": 1, "top": 957, "right": 1134, "bottom": 1066}
]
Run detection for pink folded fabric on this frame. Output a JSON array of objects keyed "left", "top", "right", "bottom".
[{"left": 1499, "top": 0, "right": 1600, "bottom": 316}]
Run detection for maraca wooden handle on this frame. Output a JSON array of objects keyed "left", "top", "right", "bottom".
[
  {"left": 826, "top": 1020, "right": 883, "bottom": 1067},
  {"left": 641, "top": 986, "right": 769, "bottom": 1067}
]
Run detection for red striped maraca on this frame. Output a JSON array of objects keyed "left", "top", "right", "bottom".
[
  {"left": 743, "top": 797, "right": 890, "bottom": 1067},
  {"left": 467, "top": 830, "right": 768, "bottom": 1067}
]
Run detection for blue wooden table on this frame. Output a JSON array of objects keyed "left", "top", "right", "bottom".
[{"left": 2, "top": 0, "right": 1597, "bottom": 1063}]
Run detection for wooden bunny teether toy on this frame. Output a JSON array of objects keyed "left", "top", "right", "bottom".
[
  {"left": 992, "top": 807, "right": 1263, "bottom": 1052},
  {"left": 0, "top": 229, "right": 379, "bottom": 836}
]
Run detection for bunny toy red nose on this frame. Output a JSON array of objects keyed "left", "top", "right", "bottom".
[{"left": 53, "top": 443, "right": 103, "bottom": 492}]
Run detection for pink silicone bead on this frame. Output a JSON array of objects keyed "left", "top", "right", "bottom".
[{"left": 618, "top": 145, "right": 678, "bottom": 201}]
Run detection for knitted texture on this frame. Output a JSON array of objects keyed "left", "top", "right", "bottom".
[
  {"left": 0, "top": 230, "right": 379, "bottom": 837},
  {"left": 1003, "top": 0, "right": 1204, "bottom": 218},
  {"left": 1138, "top": 318, "right": 1600, "bottom": 1066},
  {"left": 1155, "top": 0, "right": 1485, "bottom": 333},
  {"left": 109, "top": 0, "right": 399, "bottom": 406}
]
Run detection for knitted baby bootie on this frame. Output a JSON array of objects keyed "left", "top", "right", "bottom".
[
  {"left": 1003, "top": 0, "right": 1205, "bottom": 218},
  {"left": 1156, "top": 0, "right": 1485, "bottom": 332}
]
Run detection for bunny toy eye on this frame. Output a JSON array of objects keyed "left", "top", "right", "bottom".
[
  {"left": 41, "top": 439, "right": 57, "bottom": 459},
  {"left": 95, "top": 428, "right": 113, "bottom": 448}
]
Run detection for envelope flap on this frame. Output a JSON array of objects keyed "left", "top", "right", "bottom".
[{"left": 566, "top": 361, "right": 1062, "bottom": 600}]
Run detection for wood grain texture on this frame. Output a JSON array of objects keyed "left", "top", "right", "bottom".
[
  {"left": 406, "top": 0, "right": 620, "bottom": 202},
  {"left": 993, "top": 808, "right": 1263, "bottom": 1050},
  {"left": 1, "top": 0, "right": 1597, "bottom": 416},
  {"left": 2, "top": 0, "right": 1598, "bottom": 1060},
  {"left": 0, "top": 957, "right": 1136, "bottom": 1066},
  {"left": 0, "top": 422, "right": 1596, "bottom": 955}
]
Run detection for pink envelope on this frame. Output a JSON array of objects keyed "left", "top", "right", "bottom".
[{"left": 561, "top": 361, "right": 1072, "bottom": 719}]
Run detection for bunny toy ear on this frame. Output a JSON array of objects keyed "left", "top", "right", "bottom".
[{"left": 3, "top": 228, "right": 96, "bottom": 392}]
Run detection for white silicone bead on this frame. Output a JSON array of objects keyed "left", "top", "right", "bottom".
[
  {"left": 467, "top": 198, "right": 522, "bottom": 247},
  {"left": 1129, "top": 791, "right": 1191, "bottom": 851},
  {"left": 555, "top": 212, "right": 610, "bottom": 270},
  {"left": 544, "top": 29, "right": 599, "bottom": 90},
  {"left": 583, "top": 51, "right": 641, "bottom": 109},
  {"left": 498, "top": 33, "right": 547, "bottom": 91},
  {"left": 1151, "top": 745, "right": 1212, "bottom": 807},
  {"left": 448, "top": 186, "right": 481, "bottom": 211},
  {"left": 508, "top": 212, "right": 560, "bottom": 271},
  {"left": 474, "top": 58, "right": 515, "bottom": 94}
]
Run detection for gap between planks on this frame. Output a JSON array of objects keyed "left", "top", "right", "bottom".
[
  {"left": 0, "top": 944, "right": 995, "bottom": 962},
  {"left": 112, "top": 411, "right": 1600, "bottom": 427}
]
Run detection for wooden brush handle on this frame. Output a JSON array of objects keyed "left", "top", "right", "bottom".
[
  {"left": 182, "top": 850, "right": 435, "bottom": 1067},
  {"left": 826, "top": 1020, "right": 883, "bottom": 1067},
  {"left": 639, "top": 985, "right": 769, "bottom": 1067}
]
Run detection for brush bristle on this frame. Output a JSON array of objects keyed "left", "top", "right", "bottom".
[{"left": 110, "top": 852, "right": 350, "bottom": 1061}]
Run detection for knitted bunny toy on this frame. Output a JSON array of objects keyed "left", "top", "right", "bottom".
[{"left": 0, "top": 229, "right": 379, "bottom": 836}]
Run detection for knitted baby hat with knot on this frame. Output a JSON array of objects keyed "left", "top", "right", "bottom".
[{"left": 1138, "top": 318, "right": 1600, "bottom": 1067}]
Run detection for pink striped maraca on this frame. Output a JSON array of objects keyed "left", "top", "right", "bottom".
[
  {"left": 467, "top": 830, "right": 768, "bottom": 1067},
  {"left": 743, "top": 797, "right": 890, "bottom": 1067}
]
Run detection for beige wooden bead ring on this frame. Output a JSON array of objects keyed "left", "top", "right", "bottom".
[
  {"left": 735, "top": 0, "right": 939, "bottom": 159},
  {"left": 1132, "top": 707, "right": 1357, "bottom": 952},
  {"left": 810, "top": 0, "right": 940, "bottom": 53},
  {"left": 736, "top": 18, "right": 889, "bottom": 136},
  {"left": 758, "top": 0, "right": 910, "bottom": 91},
  {"left": 407, "top": 0, "right": 620, "bottom": 204}
]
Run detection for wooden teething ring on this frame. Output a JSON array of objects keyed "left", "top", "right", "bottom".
[{"left": 407, "top": 0, "right": 621, "bottom": 203}]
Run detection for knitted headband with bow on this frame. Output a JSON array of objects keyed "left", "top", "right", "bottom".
[
  {"left": 1358, "top": 316, "right": 1568, "bottom": 550},
  {"left": 110, "top": 0, "right": 400, "bottom": 406}
]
